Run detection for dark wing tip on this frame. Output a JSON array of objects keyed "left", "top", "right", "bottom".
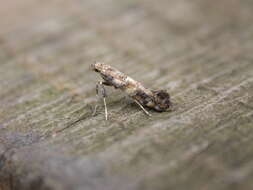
[{"left": 152, "top": 90, "right": 171, "bottom": 111}]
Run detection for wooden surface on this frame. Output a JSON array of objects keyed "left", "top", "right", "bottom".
[{"left": 0, "top": 0, "right": 253, "bottom": 189}]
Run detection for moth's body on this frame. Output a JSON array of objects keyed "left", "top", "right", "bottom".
[{"left": 91, "top": 62, "right": 171, "bottom": 118}]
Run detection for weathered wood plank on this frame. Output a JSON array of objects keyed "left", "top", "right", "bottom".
[{"left": 0, "top": 0, "right": 253, "bottom": 189}]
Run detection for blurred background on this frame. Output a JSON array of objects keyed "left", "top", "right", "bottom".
[{"left": 1, "top": 0, "right": 253, "bottom": 190}]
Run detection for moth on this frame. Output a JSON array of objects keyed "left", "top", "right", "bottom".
[{"left": 91, "top": 62, "right": 171, "bottom": 120}]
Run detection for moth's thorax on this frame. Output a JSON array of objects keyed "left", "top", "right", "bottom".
[{"left": 92, "top": 62, "right": 126, "bottom": 81}]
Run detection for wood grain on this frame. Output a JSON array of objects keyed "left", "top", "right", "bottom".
[{"left": 0, "top": 0, "right": 253, "bottom": 189}]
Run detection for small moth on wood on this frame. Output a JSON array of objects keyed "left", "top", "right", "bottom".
[{"left": 91, "top": 62, "right": 171, "bottom": 120}]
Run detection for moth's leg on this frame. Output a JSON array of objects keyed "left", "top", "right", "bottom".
[
  {"left": 134, "top": 100, "right": 152, "bottom": 117},
  {"left": 96, "top": 81, "right": 108, "bottom": 120}
]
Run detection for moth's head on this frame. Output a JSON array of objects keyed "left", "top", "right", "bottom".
[
  {"left": 152, "top": 90, "right": 171, "bottom": 111},
  {"left": 91, "top": 62, "right": 103, "bottom": 72}
]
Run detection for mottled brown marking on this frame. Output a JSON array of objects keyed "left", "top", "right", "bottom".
[{"left": 91, "top": 62, "right": 171, "bottom": 112}]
